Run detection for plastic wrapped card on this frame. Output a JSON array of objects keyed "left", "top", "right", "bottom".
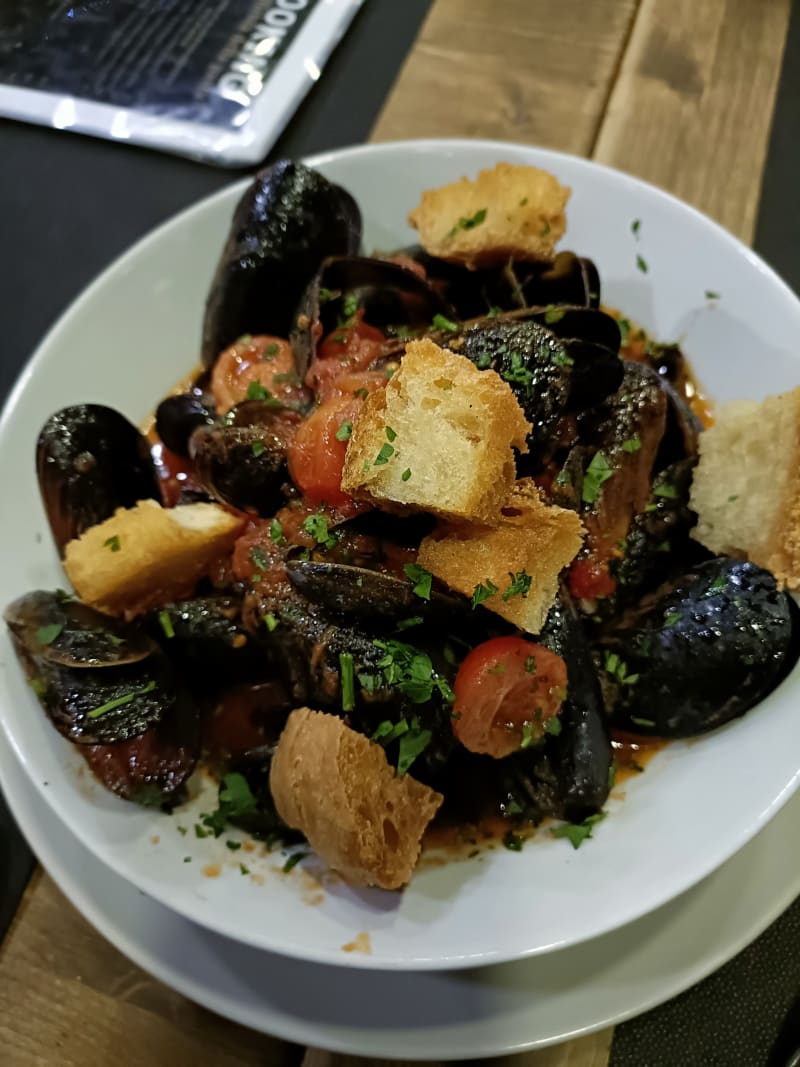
[{"left": 0, "top": 0, "right": 364, "bottom": 166}]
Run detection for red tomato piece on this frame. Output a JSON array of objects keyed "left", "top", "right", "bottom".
[
  {"left": 568, "top": 557, "right": 617, "bottom": 600},
  {"left": 287, "top": 394, "right": 366, "bottom": 510},
  {"left": 452, "top": 637, "right": 568, "bottom": 759},
  {"left": 211, "top": 335, "right": 303, "bottom": 413},
  {"left": 306, "top": 310, "right": 386, "bottom": 398}
]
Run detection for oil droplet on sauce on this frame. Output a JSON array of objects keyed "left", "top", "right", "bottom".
[{"left": 342, "top": 931, "right": 372, "bottom": 955}]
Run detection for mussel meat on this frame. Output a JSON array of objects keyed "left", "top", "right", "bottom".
[
  {"left": 6, "top": 591, "right": 190, "bottom": 745},
  {"left": 37, "top": 405, "right": 160, "bottom": 554},
  {"left": 202, "top": 160, "right": 362, "bottom": 366},
  {"left": 599, "top": 558, "right": 798, "bottom": 737}
]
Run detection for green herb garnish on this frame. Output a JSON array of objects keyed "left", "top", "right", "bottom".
[
  {"left": 705, "top": 290, "right": 720, "bottom": 300},
  {"left": 251, "top": 440, "right": 266, "bottom": 457},
  {"left": 582, "top": 451, "right": 613, "bottom": 505},
  {"left": 104, "top": 535, "right": 121, "bottom": 552},
  {"left": 631, "top": 219, "right": 641, "bottom": 237},
  {"left": 664, "top": 611, "right": 682, "bottom": 627},
  {"left": 631, "top": 716, "right": 656, "bottom": 728},
  {"left": 374, "top": 442, "right": 395, "bottom": 465},
  {"left": 471, "top": 579, "right": 499, "bottom": 608},
  {"left": 403, "top": 562, "right": 433, "bottom": 601},
  {"left": 503, "top": 831, "right": 524, "bottom": 851},
  {"left": 340, "top": 652, "right": 355, "bottom": 712},
  {"left": 36, "top": 623, "right": 63, "bottom": 646},
  {"left": 475, "top": 353, "right": 492, "bottom": 369},
  {"left": 503, "top": 570, "right": 531, "bottom": 601},
  {"left": 401, "top": 468, "right": 412, "bottom": 482},
  {"left": 544, "top": 306, "right": 565, "bottom": 324},
  {"left": 336, "top": 420, "right": 353, "bottom": 442},
  {"left": 385, "top": 425, "right": 397, "bottom": 442},
  {"left": 87, "top": 679, "right": 157, "bottom": 719},
  {"left": 373, "top": 639, "right": 454, "bottom": 705},
  {"left": 246, "top": 381, "right": 282, "bottom": 407},
  {"left": 708, "top": 575, "right": 727, "bottom": 594},
  {"left": 269, "top": 518, "right": 284, "bottom": 544},
  {"left": 636, "top": 254, "right": 648, "bottom": 274},
  {"left": 158, "top": 611, "right": 175, "bottom": 639},
  {"left": 621, "top": 438, "right": 641, "bottom": 453},
  {"left": 551, "top": 812, "right": 606, "bottom": 849},
  {"left": 397, "top": 720, "right": 433, "bottom": 776},
  {"left": 371, "top": 719, "right": 410, "bottom": 744},
  {"left": 544, "top": 716, "right": 562, "bottom": 736},
  {"left": 264, "top": 342, "right": 279, "bottom": 358},
  {"left": 431, "top": 313, "right": 459, "bottom": 333},
  {"left": 250, "top": 545, "right": 269, "bottom": 571},
  {"left": 263, "top": 613, "right": 278, "bottom": 632},
  {"left": 520, "top": 722, "right": 535, "bottom": 749},
  {"left": 303, "top": 513, "right": 337, "bottom": 549},
  {"left": 226, "top": 840, "right": 242, "bottom": 851}
]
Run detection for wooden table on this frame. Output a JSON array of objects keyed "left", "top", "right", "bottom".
[{"left": 0, "top": 1, "right": 794, "bottom": 1063}]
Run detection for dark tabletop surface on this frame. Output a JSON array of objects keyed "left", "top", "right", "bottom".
[{"left": 1, "top": 1, "right": 799, "bottom": 1064}]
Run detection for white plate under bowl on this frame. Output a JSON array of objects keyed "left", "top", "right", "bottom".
[
  {"left": 1, "top": 139, "right": 799, "bottom": 972},
  {"left": 3, "top": 711, "right": 800, "bottom": 1060}
]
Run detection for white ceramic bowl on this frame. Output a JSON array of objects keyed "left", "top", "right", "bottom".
[{"left": 1, "top": 140, "right": 799, "bottom": 971}]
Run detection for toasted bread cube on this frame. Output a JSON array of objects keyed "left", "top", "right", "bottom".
[
  {"left": 690, "top": 387, "right": 800, "bottom": 589},
  {"left": 407, "top": 162, "right": 570, "bottom": 268},
  {"left": 270, "top": 708, "right": 443, "bottom": 890},
  {"left": 64, "top": 500, "right": 243, "bottom": 616},
  {"left": 340, "top": 339, "right": 531, "bottom": 524},
  {"left": 418, "top": 480, "right": 584, "bottom": 634}
]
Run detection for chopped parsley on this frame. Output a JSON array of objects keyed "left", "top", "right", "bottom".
[
  {"left": 335, "top": 420, "right": 353, "bottom": 442},
  {"left": 282, "top": 851, "right": 308, "bottom": 873},
  {"left": 582, "top": 451, "right": 614, "bottom": 505},
  {"left": 487, "top": 306, "right": 503, "bottom": 318},
  {"left": 525, "top": 655, "right": 536, "bottom": 674},
  {"left": 36, "top": 623, "right": 63, "bottom": 646},
  {"left": 385, "top": 425, "right": 397, "bottom": 442},
  {"left": 158, "top": 611, "right": 175, "bottom": 639},
  {"left": 551, "top": 350, "right": 574, "bottom": 368},
  {"left": 431, "top": 313, "right": 459, "bottom": 333},
  {"left": 401, "top": 468, "right": 412, "bottom": 482},
  {"left": 353, "top": 387, "right": 369, "bottom": 400},
  {"left": 519, "top": 197, "right": 528, "bottom": 206},
  {"left": 636, "top": 254, "right": 648, "bottom": 274},
  {"left": 250, "top": 545, "right": 269, "bottom": 571},
  {"left": 397, "top": 720, "right": 433, "bottom": 776},
  {"left": 251, "top": 440, "right": 266, "bottom": 457},
  {"left": 396, "top": 616, "right": 424, "bottom": 631},
  {"left": 269, "top": 518, "right": 284, "bottom": 544},
  {"left": 339, "top": 652, "right": 355, "bottom": 712},
  {"left": 631, "top": 219, "right": 641, "bottom": 237},
  {"left": 264, "top": 342, "right": 280, "bottom": 358},
  {"left": 544, "top": 306, "right": 565, "bottom": 324},
  {"left": 728, "top": 494, "right": 739, "bottom": 503},
  {"left": 705, "top": 290, "right": 720, "bottom": 300},
  {"left": 503, "top": 570, "right": 532, "bottom": 601},
  {"left": 404, "top": 562, "right": 433, "bottom": 600},
  {"left": 447, "top": 207, "right": 487, "bottom": 238},
  {"left": 664, "top": 611, "right": 682, "bottom": 627},
  {"left": 342, "top": 294, "right": 359, "bottom": 320},
  {"left": 471, "top": 579, "right": 499, "bottom": 608},
  {"left": 554, "top": 467, "right": 572, "bottom": 488},
  {"left": 603, "top": 651, "right": 639, "bottom": 686},
  {"left": 87, "top": 679, "right": 157, "bottom": 719},
  {"left": 226, "top": 840, "right": 242, "bottom": 851},
  {"left": 371, "top": 719, "right": 409, "bottom": 744},
  {"left": 240, "top": 864, "right": 250, "bottom": 876},
  {"left": 520, "top": 722, "right": 535, "bottom": 749},
  {"left": 544, "top": 716, "right": 562, "bottom": 736},
  {"left": 263, "top": 613, "right": 278, "bottom": 632},
  {"left": 198, "top": 773, "right": 258, "bottom": 838},
  {"left": 503, "top": 831, "right": 524, "bottom": 851},
  {"left": 708, "top": 575, "right": 728, "bottom": 594},
  {"left": 501, "top": 352, "right": 535, "bottom": 391},
  {"left": 618, "top": 318, "right": 631, "bottom": 345},
  {"left": 303, "top": 513, "right": 337, "bottom": 549},
  {"left": 373, "top": 638, "right": 454, "bottom": 705},
  {"left": 631, "top": 716, "right": 656, "bottom": 728},
  {"left": 318, "top": 286, "right": 332, "bottom": 304},
  {"left": 475, "top": 353, "right": 492, "bottom": 370},
  {"left": 621, "top": 437, "right": 641, "bottom": 453},
  {"left": 245, "top": 381, "right": 283, "bottom": 407},
  {"left": 183, "top": 856, "right": 191, "bottom": 863},
  {"left": 104, "top": 535, "right": 121, "bottom": 552},
  {"left": 551, "top": 812, "right": 606, "bottom": 849},
  {"left": 540, "top": 221, "right": 551, "bottom": 236},
  {"left": 653, "top": 483, "right": 677, "bottom": 499},
  {"left": 374, "top": 442, "right": 395, "bottom": 465},
  {"left": 237, "top": 334, "right": 253, "bottom": 344}
]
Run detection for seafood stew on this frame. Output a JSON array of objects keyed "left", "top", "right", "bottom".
[{"left": 8, "top": 159, "right": 799, "bottom": 891}]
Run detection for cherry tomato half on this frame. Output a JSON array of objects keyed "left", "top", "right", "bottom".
[
  {"left": 287, "top": 394, "right": 365, "bottom": 511},
  {"left": 452, "top": 637, "right": 568, "bottom": 759},
  {"left": 307, "top": 310, "right": 386, "bottom": 400},
  {"left": 568, "top": 557, "right": 617, "bottom": 601}
]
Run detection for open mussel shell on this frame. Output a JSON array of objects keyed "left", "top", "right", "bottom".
[
  {"left": 601, "top": 558, "right": 798, "bottom": 737},
  {"left": 290, "top": 255, "right": 457, "bottom": 376},
  {"left": 81, "top": 694, "right": 200, "bottom": 807},
  {"left": 202, "top": 160, "right": 362, "bottom": 367},
  {"left": 6, "top": 590, "right": 185, "bottom": 745},
  {"left": 155, "top": 394, "right": 216, "bottom": 458},
  {"left": 37, "top": 404, "right": 161, "bottom": 555},
  {"left": 285, "top": 559, "right": 466, "bottom": 620},
  {"left": 5, "top": 590, "right": 155, "bottom": 668},
  {"left": 189, "top": 421, "right": 293, "bottom": 516}
]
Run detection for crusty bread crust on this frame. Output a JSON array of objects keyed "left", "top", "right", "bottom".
[
  {"left": 340, "top": 339, "right": 531, "bottom": 525},
  {"left": 418, "top": 480, "right": 584, "bottom": 634},
  {"left": 63, "top": 500, "right": 243, "bottom": 616},
  {"left": 690, "top": 387, "right": 800, "bottom": 590},
  {"left": 408, "top": 162, "right": 570, "bottom": 268},
  {"left": 270, "top": 708, "right": 443, "bottom": 890}
]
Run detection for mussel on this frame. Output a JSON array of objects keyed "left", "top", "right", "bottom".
[
  {"left": 599, "top": 558, "right": 798, "bottom": 737},
  {"left": 291, "top": 255, "right": 457, "bottom": 376},
  {"left": 155, "top": 394, "right": 215, "bottom": 458},
  {"left": 450, "top": 317, "right": 623, "bottom": 454},
  {"left": 146, "top": 596, "right": 268, "bottom": 684},
  {"left": 6, "top": 591, "right": 191, "bottom": 745},
  {"left": 37, "top": 405, "right": 160, "bottom": 554},
  {"left": 202, "top": 160, "right": 362, "bottom": 366},
  {"left": 189, "top": 408, "right": 299, "bottom": 515},
  {"left": 501, "top": 590, "right": 612, "bottom": 823}
]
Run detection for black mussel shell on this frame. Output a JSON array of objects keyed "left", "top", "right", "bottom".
[
  {"left": 654, "top": 375, "right": 702, "bottom": 468},
  {"left": 285, "top": 559, "right": 466, "bottom": 620},
  {"left": 155, "top": 394, "right": 215, "bottom": 458},
  {"left": 290, "top": 255, "right": 456, "bottom": 377},
  {"left": 37, "top": 405, "right": 160, "bottom": 554},
  {"left": 189, "top": 420, "right": 294, "bottom": 515},
  {"left": 6, "top": 590, "right": 186, "bottom": 745},
  {"left": 220, "top": 746, "right": 304, "bottom": 843},
  {"left": 147, "top": 596, "right": 267, "bottom": 684},
  {"left": 81, "top": 694, "right": 200, "bottom": 807},
  {"left": 202, "top": 160, "right": 362, "bottom": 367},
  {"left": 601, "top": 558, "right": 798, "bottom": 737},
  {"left": 5, "top": 591, "right": 154, "bottom": 669}
]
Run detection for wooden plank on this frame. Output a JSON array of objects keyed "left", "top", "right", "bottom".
[
  {"left": 301, "top": 1030, "right": 614, "bottom": 1067},
  {"left": 592, "top": 0, "right": 792, "bottom": 242},
  {"left": 371, "top": 0, "right": 640, "bottom": 155},
  {"left": 0, "top": 872, "right": 300, "bottom": 1067}
]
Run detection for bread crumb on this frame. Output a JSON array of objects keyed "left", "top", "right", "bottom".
[{"left": 342, "top": 932, "right": 372, "bottom": 954}]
